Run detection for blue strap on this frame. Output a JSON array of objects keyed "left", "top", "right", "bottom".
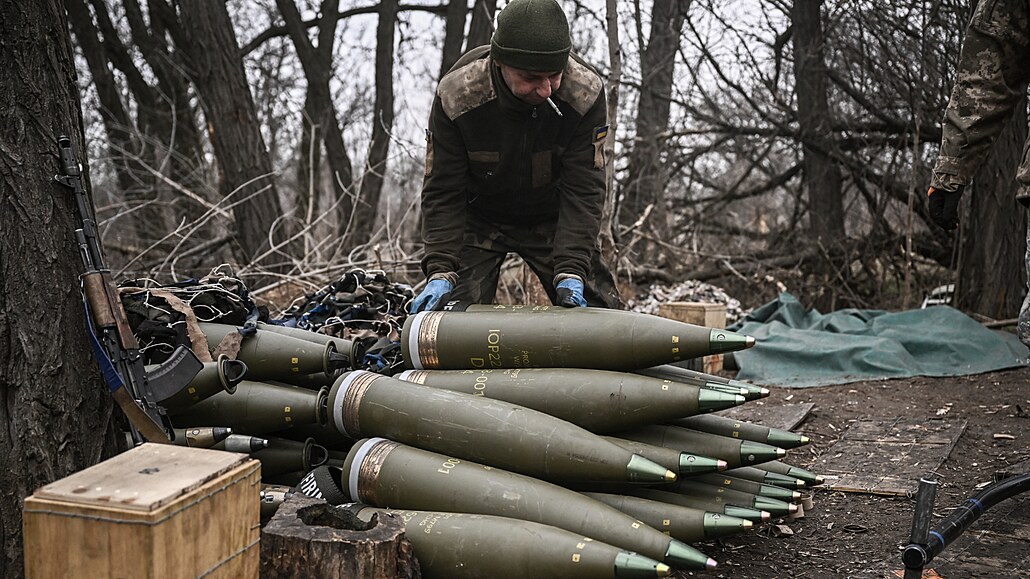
[{"left": 83, "top": 302, "right": 124, "bottom": 394}]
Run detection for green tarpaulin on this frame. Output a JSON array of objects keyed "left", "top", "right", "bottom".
[{"left": 727, "top": 293, "right": 1028, "bottom": 388}]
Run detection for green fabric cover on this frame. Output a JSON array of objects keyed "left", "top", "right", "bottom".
[{"left": 727, "top": 293, "right": 1028, "bottom": 387}]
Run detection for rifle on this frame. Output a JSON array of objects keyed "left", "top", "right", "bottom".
[{"left": 54, "top": 136, "right": 202, "bottom": 444}]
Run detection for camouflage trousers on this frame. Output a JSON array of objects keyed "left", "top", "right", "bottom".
[
  {"left": 1021, "top": 213, "right": 1030, "bottom": 350},
  {"left": 452, "top": 213, "right": 621, "bottom": 308}
]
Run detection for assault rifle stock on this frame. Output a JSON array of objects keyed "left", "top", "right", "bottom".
[{"left": 55, "top": 136, "right": 202, "bottom": 444}]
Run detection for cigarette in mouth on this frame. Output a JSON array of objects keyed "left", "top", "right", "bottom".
[{"left": 546, "top": 97, "right": 563, "bottom": 117}]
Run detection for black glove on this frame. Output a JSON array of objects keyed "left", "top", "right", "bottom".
[{"left": 927, "top": 185, "right": 963, "bottom": 231}]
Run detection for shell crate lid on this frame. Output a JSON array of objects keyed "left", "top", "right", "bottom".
[{"left": 31, "top": 443, "right": 251, "bottom": 513}]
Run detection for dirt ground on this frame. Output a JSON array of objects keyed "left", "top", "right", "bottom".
[{"left": 676, "top": 365, "right": 1030, "bottom": 579}]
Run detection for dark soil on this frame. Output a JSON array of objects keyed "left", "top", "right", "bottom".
[{"left": 677, "top": 366, "right": 1030, "bottom": 579}]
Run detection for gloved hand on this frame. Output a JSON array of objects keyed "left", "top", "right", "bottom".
[
  {"left": 409, "top": 279, "right": 453, "bottom": 313},
  {"left": 927, "top": 185, "right": 963, "bottom": 231},
  {"left": 555, "top": 277, "right": 587, "bottom": 308}
]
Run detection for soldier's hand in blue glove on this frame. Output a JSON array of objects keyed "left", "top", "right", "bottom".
[
  {"left": 409, "top": 278, "right": 454, "bottom": 313},
  {"left": 927, "top": 185, "right": 963, "bottom": 231},
  {"left": 555, "top": 276, "right": 587, "bottom": 308}
]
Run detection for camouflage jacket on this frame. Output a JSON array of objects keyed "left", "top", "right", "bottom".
[
  {"left": 420, "top": 46, "right": 609, "bottom": 282},
  {"left": 932, "top": 0, "right": 1030, "bottom": 202}
]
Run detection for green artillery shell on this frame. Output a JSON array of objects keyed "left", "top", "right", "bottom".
[
  {"left": 170, "top": 426, "right": 231, "bottom": 448},
  {"left": 686, "top": 473, "right": 802, "bottom": 501},
  {"left": 603, "top": 436, "right": 727, "bottom": 475},
  {"left": 270, "top": 420, "right": 354, "bottom": 448},
  {"left": 355, "top": 508, "right": 672, "bottom": 579},
  {"left": 402, "top": 306, "right": 754, "bottom": 371},
  {"left": 754, "top": 460, "right": 825, "bottom": 486},
  {"left": 199, "top": 322, "right": 343, "bottom": 381},
  {"left": 395, "top": 368, "right": 743, "bottom": 433},
  {"left": 273, "top": 371, "right": 339, "bottom": 390},
  {"left": 617, "top": 424, "right": 786, "bottom": 468},
  {"left": 342, "top": 438, "right": 715, "bottom": 571},
  {"left": 721, "top": 466, "right": 806, "bottom": 488},
  {"left": 626, "top": 488, "right": 771, "bottom": 522},
  {"left": 637, "top": 365, "right": 769, "bottom": 400},
  {"left": 581, "top": 492, "right": 753, "bottom": 542},
  {"left": 255, "top": 322, "right": 362, "bottom": 368},
  {"left": 170, "top": 381, "right": 328, "bottom": 434},
  {"left": 259, "top": 484, "right": 293, "bottom": 519},
  {"left": 211, "top": 433, "right": 269, "bottom": 453},
  {"left": 149, "top": 355, "right": 247, "bottom": 412},
  {"left": 662, "top": 480, "right": 797, "bottom": 516},
  {"left": 329, "top": 371, "right": 675, "bottom": 483},
  {"left": 251, "top": 436, "right": 328, "bottom": 477},
  {"left": 671, "top": 414, "right": 810, "bottom": 449}
]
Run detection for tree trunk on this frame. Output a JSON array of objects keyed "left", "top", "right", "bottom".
[
  {"left": 278, "top": 0, "right": 354, "bottom": 255},
  {"left": 64, "top": 0, "right": 142, "bottom": 229},
  {"left": 121, "top": 0, "right": 208, "bottom": 203},
  {"left": 620, "top": 0, "right": 690, "bottom": 249},
  {"left": 956, "top": 100, "right": 1029, "bottom": 319},
  {"left": 0, "top": 1, "right": 122, "bottom": 575},
  {"left": 159, "top": 0, "right": 286, "bottom": 273},
  {"left": 792, "top": 0, "right": 845, "bottom": 242},
  {"left": 348, "top": 0, "right": 398, "bottom": 249},
  {"left": 261, "top": 495, "right": 420, "bottom": 578},
  {"left": 465, "top": 0, "right": 496, "bottom": 51},
  {"left": 600, "top": 0, "right": 622, "bottom": 270},
  {"left": 439, "top": 0, "right": 468, "bottom": 78}
]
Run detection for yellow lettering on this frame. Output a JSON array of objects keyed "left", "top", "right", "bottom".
[{"left": 470, "top": 357, "right": 485, "bottom": 368}]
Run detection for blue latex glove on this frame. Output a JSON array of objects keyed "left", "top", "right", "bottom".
[
  {"left": 409, "top": 279, "right": 454, "bottom": 313},
  {"left": 555, "top": 277, "right": 587, "bottom": 308}
]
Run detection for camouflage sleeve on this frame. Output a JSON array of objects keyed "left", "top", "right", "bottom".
[
  {"left": 553, "top": 89, "right": 607, "bottom": 280},
  {"left": 933, "top": 0, "right": 1030, "bottom": 189},
  {"left": 419, "top": 94, "right": 468, "bottom": 280}
]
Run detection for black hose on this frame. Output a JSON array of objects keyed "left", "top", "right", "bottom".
[{"left": 902, "top": 472, "right": 1030, "bottom": 568}]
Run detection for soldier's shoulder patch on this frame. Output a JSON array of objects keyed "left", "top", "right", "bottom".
[
  {"left": 593, "top": 125, "right": 609, "bottom": 143},
  {"left": 438, "top": 58, "right": 497, "bottom": 120}
]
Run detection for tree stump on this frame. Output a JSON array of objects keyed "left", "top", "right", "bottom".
[{"left": 261, "top": 495, "right": 420, "bottom": 578}]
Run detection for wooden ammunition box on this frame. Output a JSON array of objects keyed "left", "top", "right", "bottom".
[
  {"left": 658, "top": 301, "right": 728, "bottom": 374},
  {"left": 24, "top": 443, "right": 260, "bottom": 579}
]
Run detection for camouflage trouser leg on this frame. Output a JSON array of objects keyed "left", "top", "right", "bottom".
[
  {"left": 452, "top": 214, "right": 620, "bottom": 308},
  {"left": 1019, "top": 211, "right": 1030, "bottom": 350}
]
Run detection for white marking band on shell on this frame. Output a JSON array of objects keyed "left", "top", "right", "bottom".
[
  {"left": 349, "top": 437, "right": 387, "bottom": 502},
  {"left": 332, "top": 371, "right": 362, "bottom": 437},
  {"left": 407, "top": 312, "right": 426, "bottom": 369},
  {"left": 395, "top": 370, "right": 413, "bottom": 381}
]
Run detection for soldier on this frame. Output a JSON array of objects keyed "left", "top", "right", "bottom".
[
  {"left": 927, "top": 1, "right": 1030, "bottom": 347},
  {"left": 409, "top": 0, "right": 620, "bottom": 313}
]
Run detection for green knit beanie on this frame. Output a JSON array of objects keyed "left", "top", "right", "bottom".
[{"left": 490, "top": 0, "right": 571, "bottom": 72}]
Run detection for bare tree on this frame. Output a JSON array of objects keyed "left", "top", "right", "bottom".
[
  {"left": 439, "top": 0, "right": 469, "bottom": 77},
  {"left": 349, "top": 0, "right": 400, "bottom": 248},
  {"left": 791, "top": 0, "right": 844, "bottom": 242},
  {"left": 151, "top": 0, "right": 289, "bottom": 274},
  {"left": 465, "top": 0, "right": 496, "bottom": 50},
  {"left": 1, "top": 1, "right": 120, "bottom": 574},
  {"left": 277, "top": 0, "right": 356, "bottom": 247},
  {"left": 621, "top": 0, "right": 691, "bottom": 254}
]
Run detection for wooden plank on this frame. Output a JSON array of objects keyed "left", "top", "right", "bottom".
[
  {"left": 825, "top": 474, "right": 916, "bottom": 496},
  {"left": 816, "top": 419, "right": 966, "bottom": 496},
  {"left": 34, "top": 443, "right": 247, "bottom": 512},
  {"left": 719, "top": 402, "right": 815, "bottom": 432},
  {"left": 995, "top": 457, "right": 1030, "bottom": 480}
]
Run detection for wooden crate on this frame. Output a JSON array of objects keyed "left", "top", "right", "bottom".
[
  {"left": 658, "top": 302, "right": 727, "bottom": 374},
  {"left": 24, "top": 443, "right": 261, "bottom": 579}
]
